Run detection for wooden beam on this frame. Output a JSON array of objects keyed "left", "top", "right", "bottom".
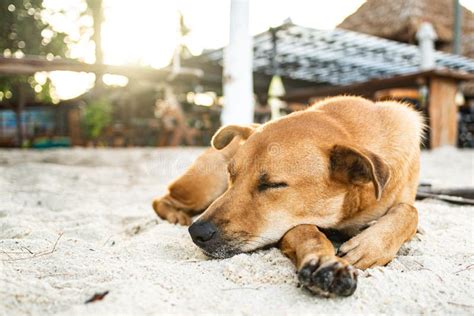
[
  {"left": 0, "top": 56, "right": 200, "bottom": 82},
  {"left": 428, "top": 77, "right": 458, "bottom": 148},
  {"left": 282, "top": 70, "right": 474, "bottom": 103}
]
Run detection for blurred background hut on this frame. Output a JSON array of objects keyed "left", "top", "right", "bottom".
[
  {"left": 338, "top": 0, "right": 474, "bottom": 96},
  {"left": 338, "top": 0, "right": 474, "bottom": 57},
  {"left": 339, "top": 0, "right": 474, "bottom": 147},
  {"left": 0, "top": 0, "right": 473, "bottom": 148}
]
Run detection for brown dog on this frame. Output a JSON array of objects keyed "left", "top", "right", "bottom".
[{"left": 152, "top": 96, "right": 424, "bottom": 297}]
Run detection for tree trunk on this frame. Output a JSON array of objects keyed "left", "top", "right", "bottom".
[{"left": 89, "top": 0, "right": 104, "bottom": 90}]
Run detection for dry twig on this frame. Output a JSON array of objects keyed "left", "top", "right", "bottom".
[
  {"left": 453, "top": 264, "right": 474, "bottom": 274},
  {"left": 1, "top": 233, "right": 63, "bottom": 262}
]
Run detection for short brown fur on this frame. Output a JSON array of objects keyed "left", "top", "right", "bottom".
[{"left": 152, "top": 96, "right": 424, "bottom": 297}]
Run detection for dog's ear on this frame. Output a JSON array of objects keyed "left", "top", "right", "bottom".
[
  {"left": 329, "top": 145, "right": 390, "bottom": 200},
  {"left": 212, "top": 124, "right": 257, "bottom": 150}
]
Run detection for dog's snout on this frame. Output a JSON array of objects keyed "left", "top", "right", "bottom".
[{"left": 189, "top": 221, "right": 217, "bottom": 245}]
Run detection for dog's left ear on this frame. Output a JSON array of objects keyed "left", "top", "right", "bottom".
[
  {"left": 329, "top": 145, "right": 390, "bottom": 200},
  {"left": 212, "top": 124, "right": 258, "bottom": 150}
]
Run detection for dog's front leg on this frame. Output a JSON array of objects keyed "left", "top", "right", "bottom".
[
  {"left": 279, "top": 224, "right": 357, "bottom": 297},
  {"left": 152, "top": 148, "right": 230, "bottom": 225},
  {"left": 338, "top": 203, "right": 418, "bottom": 269},
  {"left": 153, "top": 135, "right": 244, "bottom": 225}
]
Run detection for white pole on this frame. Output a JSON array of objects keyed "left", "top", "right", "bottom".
[
  {"left": 222, "top": 0, "right": 254, "bottom": 125},
  {"left": 416, "top": 22, "right": 438, "bottom": 70}
]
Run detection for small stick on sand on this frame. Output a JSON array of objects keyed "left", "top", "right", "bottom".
[
  {"left": 221, "top": 287, "right": 262, "bottom": 291},
  {"left": 21, "top": 246, "right": 33, "bottom": 254},
  {"left": 1, "top": 233, "right": 63, "bottom": 262},
  {"left": 419, "top": 268, "right": 444, "bottom": 282},
  {"left": 0, "top": 249, "right": 13, "bottom": 260},
  {"left": 447, "top": 302, "right": 474, "bottom": 309},
  {"left": 453, "top": 264, "right": 474, "bottom": 274}
]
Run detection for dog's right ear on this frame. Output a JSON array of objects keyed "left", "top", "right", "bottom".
[
  {"left": 211, "top": 124, "right": 257, "bottom": 150},
  {"left": 329, "top": 145, "right": 390, "bottom": 201}
]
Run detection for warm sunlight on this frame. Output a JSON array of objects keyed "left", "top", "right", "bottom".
[
  {"left": 47, "top": 0, "right": 370, "bottom": 99},
  {"left": 2, "top": 1, "right": 474, "bottom": 312},
  {"left": 44, "top": 0, "right": 474, "bottom": 100},
  {"left": 101, "top": 0, "right": 180, "bottom": 68}
]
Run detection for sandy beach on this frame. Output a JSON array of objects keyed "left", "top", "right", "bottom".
[{"left": 1, "top": 147, "right": 473, "bottom": 315}]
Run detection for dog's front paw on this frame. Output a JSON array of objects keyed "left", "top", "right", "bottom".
[
  {"left": 165, "top": 210, "right": 192, "bottom": 225},
  {"left": 298, "top": 256, "right": 357, "bottom": 297},
  {"left": 338, "top": 229, "right": 398, "bottom": 269},
  {"left": 152, "top": 198, "right": 192, "bottom": 226}
]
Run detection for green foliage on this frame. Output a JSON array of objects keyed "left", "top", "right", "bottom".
[
  {"left": 0, "top": 0, "right": 70, "bottom": 105},
  {"left": 0, "top": 74, "right": 54, "bottom": 105},
  {"left": 0, "top": 0, "right": 67, "bottom": 57},
  {"left": 82, "top": 98, "right": 112, "bottom": 139}
]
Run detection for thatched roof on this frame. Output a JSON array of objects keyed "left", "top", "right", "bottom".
[{"left": 338, "top": 0, "right": 474, "bottom": 58}]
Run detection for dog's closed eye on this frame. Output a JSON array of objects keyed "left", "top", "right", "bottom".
[{"left": 257, "top": 181, "right": 288, "bottom": 192}]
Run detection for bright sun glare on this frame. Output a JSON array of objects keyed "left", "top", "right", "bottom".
[
  {"left": 44, "top": 0, "right": 474, "bottom": 100},
  {"left": 102, "top": 1, "right": 180, "bottom": 68}
]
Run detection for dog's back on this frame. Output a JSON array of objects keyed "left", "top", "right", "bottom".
[
  {"left": 310, "top": 96, "right": 424, "bottom": 223},
  {"left": 310, "top": 96, "right": 424, "bottom": 155}
]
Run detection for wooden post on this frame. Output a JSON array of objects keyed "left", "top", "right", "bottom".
[
  {"left": 428, "top": 77, "right": 458, "bottom": 148},
  {"left": 14, "top": 84, "right": 25, "bottom": 147},
  {"left": 68, "top": 108, "right": 82, "bottom": 146}
]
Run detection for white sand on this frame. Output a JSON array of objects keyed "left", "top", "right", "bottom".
[{"left": 0, "top": 147, "right": 473, "bottom": 315}]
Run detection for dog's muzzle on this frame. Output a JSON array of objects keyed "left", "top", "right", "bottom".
[
  {"left": 189, "top": 220, "right": 217, "bottom": 245},
  {"left": 188, "top": 220, "right": 236, "bottom": 258}
]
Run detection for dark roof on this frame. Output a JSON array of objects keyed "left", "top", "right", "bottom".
[{"left": 195, "top": 23, "right": 474, "bottom": 86}]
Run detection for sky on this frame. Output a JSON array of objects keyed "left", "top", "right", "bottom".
[{"left": 41, "top": 0, "right": 474, "bottom": 100}]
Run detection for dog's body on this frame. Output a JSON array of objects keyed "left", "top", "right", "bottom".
[{"left": 153, "top": 96, "right": 424, "bottom": 297}]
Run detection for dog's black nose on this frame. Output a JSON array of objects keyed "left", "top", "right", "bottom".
[{"left": 188, "top": 221, "right": 217, "bottom": 245}]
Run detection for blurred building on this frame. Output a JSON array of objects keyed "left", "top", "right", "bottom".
[
  {"left": 0, "top": 98, "right": 80, "bottom": 148},
  {"left": 338, "top": 0, "right": 474, "bottom": 58},
  {"left": 338, "top": 0, "right": 474, "bottom": 147},
  {"left": 188, "top": 20, "right": 474, "bottom": 148},
  {"left": 2, "top": 1, "right": 474, "bottom": 148}
]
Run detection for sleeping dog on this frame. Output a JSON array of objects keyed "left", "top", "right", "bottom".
[{"left": 152, "top": 96, "right": 424, "bottom": 297}]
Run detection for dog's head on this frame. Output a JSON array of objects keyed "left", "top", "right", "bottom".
[{"left": 189, "top": 113, "right": 390, "bottom": 258}]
